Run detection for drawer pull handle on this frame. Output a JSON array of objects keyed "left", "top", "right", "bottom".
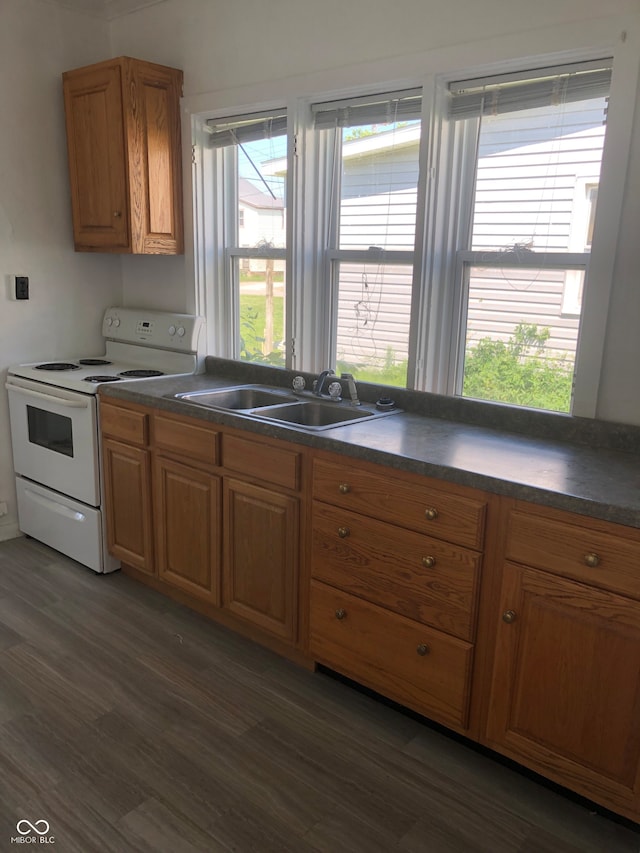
[
  {"left": 113, "top": 210, "right": 122, "bottom": 218},
  {"left": 338, "top": 483, "right": 351, "bottom": 494},
  {"left": 337, "top": 526, "right": 350, "bottom": 538},
  {"left": 502, "top": 610, "right": 517, "bottom": 624},
  {"left": 335, "top": 608, "right": 347, "bottom": 620},
  {"left": 416, "top": 643, "right": 429, "bottom": 656},
  {"left": 421, "top": 555, "right": 436, "bottom": 569},
  {"left": 584, "top": 552, "right": 600, "bottom": 568},
  {"left": 424, "top": 507, "right": 438, "bottom": 521}
]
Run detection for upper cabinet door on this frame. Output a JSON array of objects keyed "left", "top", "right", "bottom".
[
  {"left": 63, "top": 62, "right": 129, "bottom": 250},
  {"left": 62, "top": 57, "right": 184, "bottom": 255},
  {"left": 122, "top": 60, "right": 184, "bottom": 254}
]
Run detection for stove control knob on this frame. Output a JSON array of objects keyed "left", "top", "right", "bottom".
[
  {"left": 105, "top": 317, "right": 113, "bottom": 326},
  {"left": 168, "top": 325, "right": 176, "bottom": 336},
  {"left": 113, "top": 318, "right": 120, "bottom": 327},
  {"left": 177, "top": 326, "right": 185, "bottom": 337}
]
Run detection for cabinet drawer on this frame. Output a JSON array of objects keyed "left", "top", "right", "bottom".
[
  {"left": 312, "top": 502, "right": 480, "bottom": 641},
  {"left": 154, "top": 413, "right": 219, "bottom": 466},
  {"left": 313, "top": 458, "right": 486, "bottom": 549},
  {"left": 310, "top": 581, "right": 473, "bottom": 730},
  {"left": 100, "top": 400, "right": 149, "bottom": 446},
  {"left": 506, "top": 509, "right": 640, "bottom": 600},
  {"left": 223, "top": 433, "right": 300, "bottom": 491}
]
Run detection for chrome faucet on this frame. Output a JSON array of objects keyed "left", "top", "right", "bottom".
[
  {"left": 341, "top": 373, "right": 360, "bottom": 406},
  {"left": 314, "top": 369, "right": 335, "bottom": 398}
]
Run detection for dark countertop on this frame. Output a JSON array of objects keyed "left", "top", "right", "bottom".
[{"left": 99, "top": 360, "right": 640, "bottom": 529}]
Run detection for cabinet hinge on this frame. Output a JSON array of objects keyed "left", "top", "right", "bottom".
[{"left": 293, "top": 134, "right": 299, "bottom": 157}]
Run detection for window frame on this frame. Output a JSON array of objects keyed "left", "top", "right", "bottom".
[
  {"left": 196, "top": 103, "right": 293, "bottom": 363},
  {"left": 190, "top": 43, "right": 636, "bottom": 418},
  {"left": 314, "top": 92, "right": 424, "bottom": 382}
]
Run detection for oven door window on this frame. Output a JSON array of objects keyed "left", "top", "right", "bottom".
[{"left": 26, "top": 405, "right": 74, "bottom": 457}]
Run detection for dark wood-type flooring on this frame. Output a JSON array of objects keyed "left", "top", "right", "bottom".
[{"left": 0, "top": 537, "right": 639, "bottom": 852}]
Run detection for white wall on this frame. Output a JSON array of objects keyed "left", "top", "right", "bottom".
[
  {"left": 110, "top": 0, "right": 640, "bottom": 425},
  {"left": 0, "top": 0, "right": 123, "bottom": 540}
]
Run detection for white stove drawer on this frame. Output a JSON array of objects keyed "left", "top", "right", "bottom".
[{"left": 15, "top": 478, "right": 108, "bottom": 573}]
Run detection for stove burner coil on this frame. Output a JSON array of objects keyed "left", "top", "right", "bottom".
[
  {"left": 84, "top": 375, "right": 122, "bottom": 383},
  {"left": 78, "top": 358, "right": 112, "bottom": 366},
  {"left": 35, "top": 362, "right": 80, "bottom": 371},
  {"left": 119, "top": 369, "right": 165, "bottom": 378}
]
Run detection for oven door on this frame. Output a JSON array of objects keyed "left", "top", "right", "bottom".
[{"left": 6, "top": 377, "right": 100, "bottom": 506}]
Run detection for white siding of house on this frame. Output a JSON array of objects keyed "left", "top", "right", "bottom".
[
  {"left": 466, "top": 268, "right": 580, "bottom": 354},
  {"left": 340, "top": 145, "right": 420, "bottom": 251},
  {"left": 334, "top": 101, "right": 606, "bottom": 369},
  {"left": 335, "top": 262, "right": 413, "bottom": 368}
]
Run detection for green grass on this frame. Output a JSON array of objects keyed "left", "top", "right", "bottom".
[
  {"left": 239, "top": 294, "right": 285, "bottom": 365},
  {"left": 239, "top": 271, "right": 285, "bottom": 283},
  {"left": 337, "top": 359, "right": 408, "bottom": 388}
]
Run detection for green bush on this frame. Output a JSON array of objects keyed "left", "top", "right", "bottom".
[
  {"left": 239, "top": 296, "right": 285, "bottom": 365},
  {"left": 462, "top": 324, "right": 573, "bottom": 412}
]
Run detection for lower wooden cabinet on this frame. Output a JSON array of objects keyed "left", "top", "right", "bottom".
[
  {"left": 309, "top": 450, "right": 484, "bottom": 734},
  {"left": 223, "top": 478, "right": 298, "bottom": 642},
  {"left": 154, "top": 456, "right": 221, "bottom": 604},
  {"left": 99, "top": 398, "right": 640, "bottom": 822},
  {"left": 101, "top": 402, "right": 304, "bottom": 653},
  {"left": 310, "top": 580, "right": 474, "bottom": 730},
  {"left": 102, "top": 437, "right": 154, "bottom": 573},
  {"left": 311, "top": 501, "right": 480, "bottom": 642},
  {"left": 486, "top": 561, "right": 640, "bottom": 817}
]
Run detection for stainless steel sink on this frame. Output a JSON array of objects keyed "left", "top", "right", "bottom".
[
  {"left": 171, "top": 384, "right": 401, "bottom": 431},
  {"left": 173, "top": 385, "right": 298, "bottom": 410},
  {"left": 252, "top": 401, "right": 374, "bottom": 429}
]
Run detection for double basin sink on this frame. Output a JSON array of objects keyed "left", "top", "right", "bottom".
[{"left": 171, "top": 384, "right": 401, "bottom": 431}]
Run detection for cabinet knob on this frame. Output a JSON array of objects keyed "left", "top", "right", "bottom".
[
  {"left": 502, "top": 610, "right": 517, "bottom": 624},
  {"left": 416, "top": 643, "right": 429, "bottom": 656},
  {"left": 424, "top": 507, "right": 438, "bottom": 521},
  {"left": 335, "top": 608, "right": 346, "bottom": 620},
  {"left": 338, "top": 483, "right": 351, "bottom": 494},
  {"left": 113, "top": 211, "right": 122, "bottom": 218},
  {"left": 584, "top": 552, "right": 600, "bottom": 568},
  {"left": 337, "top": 526, "right": 350, "bottom": 539},
  {"left": 421, "top": 555, "right": 436, "bottom": 569}
]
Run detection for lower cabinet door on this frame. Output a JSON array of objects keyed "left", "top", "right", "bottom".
[
  {"left": 154, "top": 456, "right": 221, "bottom": 603},
  {"left": 223, "top": 478, "right": 298, "bottom": 642},
  {"left": 486, "top": 562, "right": 640, "bottom": 818},
  {"left": 310, "top": 580, "right": 474, "bottom": 731},
  {"left": 103, "top": 438, "right": 153, "bottom": 573}
]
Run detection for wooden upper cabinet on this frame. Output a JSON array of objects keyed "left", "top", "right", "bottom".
[{"left": 62, "top": 56, "right": 184, "bottom": 254}]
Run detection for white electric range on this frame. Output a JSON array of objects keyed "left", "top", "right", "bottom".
[{"left": 6, "top": 307, "right": 204, "bottom": 573}]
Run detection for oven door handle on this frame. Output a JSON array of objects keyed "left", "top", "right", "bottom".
[{"left": 5, "top": 382, "right": 90, "bottom": 409}]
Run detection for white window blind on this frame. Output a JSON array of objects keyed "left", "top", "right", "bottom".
[
  {"left": 312, "top": 89, "right": 422, "bottom": 129},
  {"left": 206, "top": 109, "right": 287, "bottom": 148},
  {"left": 448, "top": 59, "right": 612, "bottom": 119}
]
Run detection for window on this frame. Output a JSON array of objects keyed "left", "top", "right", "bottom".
[
  {"left": 198, "top": 56, "right": 614, "bottom": 415},
  {"left": 447, "top": 60, "right": 611, "bottom": 411},
  {"left": 312, "top": 90, "right": 422, "bottom": 386},
  {"left": 206, "top": 109, "right": 288, "bottom": 365}
]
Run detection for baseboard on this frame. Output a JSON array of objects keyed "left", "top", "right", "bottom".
[{"left": 0, "top": 523, "right": 22, "bottom": 543}]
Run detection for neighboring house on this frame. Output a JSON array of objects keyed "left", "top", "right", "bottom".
[
  {"left": 260, "top": 101, "right": 604, "bottom": 372},
  {"left": 238, "top": 177, "right": 285, "bottom": 273}
]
